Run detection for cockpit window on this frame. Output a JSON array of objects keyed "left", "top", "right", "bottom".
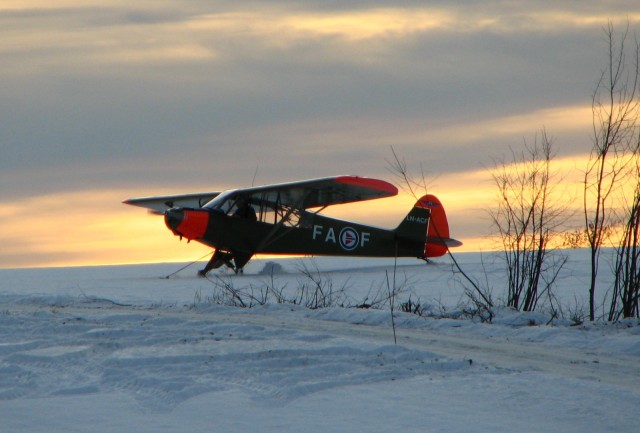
[
  {"left": 203, "top": 190, "right": 306, "bottom": 227},
  {"left": 203, "top": 190, "right": 237, "bottom": 213}
]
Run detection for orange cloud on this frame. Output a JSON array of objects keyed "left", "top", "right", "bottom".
[
  {"left": 421, "top": 105, "right": 594, "bottom": 146},
  {"left": 0, "top": 190, "right": 210, "bottom": 268}
]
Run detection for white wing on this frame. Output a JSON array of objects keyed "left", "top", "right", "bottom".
[{"left": 123, "top": 192, "right": 221, "bottom": 214}]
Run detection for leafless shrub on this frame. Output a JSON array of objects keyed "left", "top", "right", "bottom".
[
  {"left": 257, "top": 266, "right": 289, "bottom": 305},
  {"left": 609, "top": 156, "right": 640, "bottom": 319},
  {"left": 205, "top": 275, "right": 252, "bottom": 307},
  {"left": 294, "top": 262, "right": 350, "bottom": 309},
  {"left": 459, "top": 288, "right": 495, "bottom": 323},
  {"left": 355, "top": 271, "right": 413, "bottom": 310},
  {"left": 489, "top": 129, "right": 568, "bottom": 312},
  {"left": 567, "top": 295, "right": 588, "bottom": 326},
  {"left": 560, "top": 229, "right": 590, "bottom": 249},
  {"left": 585, "top": 22, "right": 640, "bottom": 320},
  {"left": 400, "top": 296, "right": 425, "bottom": 316},
  {"left": 192, "top": 262, "right": 354, "bottom": 309}
]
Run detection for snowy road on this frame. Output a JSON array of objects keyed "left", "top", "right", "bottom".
[
  {"left": 203, "top": 306, "right": 640, "bottom": 393},
  {"left": 3, "top": 299, "right": 639, "bottom": 399},
  {"left": 1, "top": 259, "right": 639, "bottom": 432}
]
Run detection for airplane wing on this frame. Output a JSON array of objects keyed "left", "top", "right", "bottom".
[
  {"left": 206, "top": 175, "right": 398, "bottom": 210},
  {"left": 123, "top": 192, "right": 221, "bottom": 214},
  {"left": 123, "top": 176, "right": 397, "bottom": 214}
]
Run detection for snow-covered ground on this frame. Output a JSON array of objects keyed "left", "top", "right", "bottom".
[{"left": 1, "top": 251, "right": 639, "bottom": 433}]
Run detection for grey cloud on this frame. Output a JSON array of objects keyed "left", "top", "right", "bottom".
[{"left": 1, "top": 1, "right": 638, "bottom": 202}]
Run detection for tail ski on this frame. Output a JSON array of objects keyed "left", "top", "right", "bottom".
[{"left": 395, "top": 194, "right": 462, "bottom": 258}]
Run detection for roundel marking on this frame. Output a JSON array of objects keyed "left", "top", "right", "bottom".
[{"left": 339, "top": 227, "right": 359, "bottom": 251}]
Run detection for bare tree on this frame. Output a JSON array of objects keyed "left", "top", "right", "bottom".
[
  {"left": 387, "top": 146, "right": 495, "bottom": 320},
  {"left": 609, "top": 144, "right": 640, "bottom": 320},
  {"left": 490, "top": 130, "right": 568, "bottom": 311},
  {"left": 584, "top": 22, "right": 640, "bottom": 320},
  {"left": 386, "top": 146, "right": 435, "bottom": 199}
]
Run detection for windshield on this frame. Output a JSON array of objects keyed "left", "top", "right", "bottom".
[
  {"left": 203, "top": 190, "right": 238, "bottom": 213},
  {"left": 203, "top": 189, "right": 308, "bottom": 227}
]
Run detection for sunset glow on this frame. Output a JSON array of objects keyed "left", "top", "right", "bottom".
[
  {"left": 2, "top": 1, "right": 638, "bottom": 268},
  {"left": 0, "top": 151, "right": 601, "bottom": 269}
]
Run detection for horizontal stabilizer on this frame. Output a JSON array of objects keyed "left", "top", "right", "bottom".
[{"left": 426, "top": 236, "right": 463, "bottom": 248}]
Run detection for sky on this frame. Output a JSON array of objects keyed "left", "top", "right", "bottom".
[{"left": 1, "top": 1, "right": 640, "bottom": 268}]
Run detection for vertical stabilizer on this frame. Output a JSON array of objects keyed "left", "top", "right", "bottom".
[
  {"left": 394, "top": 205, "right": 431, "bottom": 242},
  {"left": 418, "top": 194, "right": 450, "bottom": 257},
  {"left": 395, "top": 194, "right": 458, "bottom": 258}
]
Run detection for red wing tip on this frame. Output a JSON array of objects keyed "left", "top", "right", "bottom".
[{"left": 336, "top": 176, "right": 398, "bottom": 196}]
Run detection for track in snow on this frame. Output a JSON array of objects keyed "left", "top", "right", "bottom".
[
  {"left": 198, "top": 306, "right": 640, "bottom": 393},
  {"left": 5, "top": 296, "right": 640, "bottom": 393}
]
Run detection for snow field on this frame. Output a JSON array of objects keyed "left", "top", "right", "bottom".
[{"left": 0, "top": 252, "right": 639, "bottom": 432}]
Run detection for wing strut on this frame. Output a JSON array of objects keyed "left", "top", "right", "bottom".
[
  {"left": 201, "top": 190, "right": 313, "bottom": 276},
  {"left": 253, "top": 190, "right": 314, "bottom": 254}
]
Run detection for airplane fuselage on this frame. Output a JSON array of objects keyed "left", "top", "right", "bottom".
[{"left": 166, "top": 209, "right": 426, "bottom": 259}]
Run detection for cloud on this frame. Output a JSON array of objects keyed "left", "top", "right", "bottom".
[{"left": 2, "top": 1, "right": 640, "bottom": 266}]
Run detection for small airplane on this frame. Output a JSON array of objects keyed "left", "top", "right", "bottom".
[{"left": 123, "top": 175, "right": 462, "bottom": 276}]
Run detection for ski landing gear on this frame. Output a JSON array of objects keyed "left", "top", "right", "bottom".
[{"left": 198, "top": 249, "right": 253, "bottom": 277}]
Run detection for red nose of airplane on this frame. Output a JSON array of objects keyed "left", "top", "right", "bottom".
[{"left": 164, "top": 208, "right": 209, "bottom": 240}]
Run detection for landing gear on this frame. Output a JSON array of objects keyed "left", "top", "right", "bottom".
[
  {"left": 199, "top": 250, "right": 234, "bottom": 276},
  {"left": 198, "top": 249, "right": 253, "bottom": 277}
]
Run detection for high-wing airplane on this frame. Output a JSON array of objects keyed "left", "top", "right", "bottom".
[{"left": 123, "top": 175, "right": 462, "bottom": 276}]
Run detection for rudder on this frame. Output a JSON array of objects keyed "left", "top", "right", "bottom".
[{"left": 418, "top": 194, "right": 450, "bottom": 257}]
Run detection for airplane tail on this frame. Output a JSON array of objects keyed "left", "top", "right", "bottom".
[{"left": 395, "top": 194, "right": 462, "bottom": 258}]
